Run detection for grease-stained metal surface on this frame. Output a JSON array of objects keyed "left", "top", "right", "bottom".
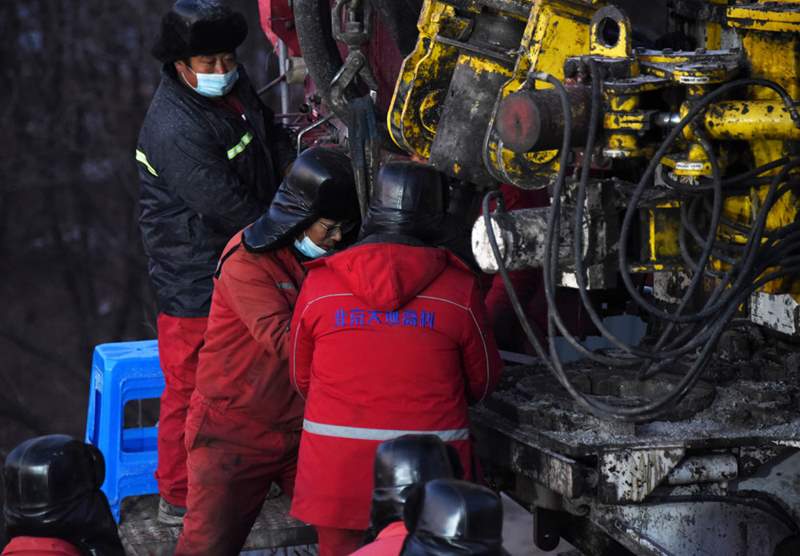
[
  {"left": 727, "top": 2, "right": 800, "bottom": 33},
  {"left": 472, "top": 179, "right": 619, "bottom": 288},
  {"left": 428, "top": 44, "right": 517, "bottom": 185},
  {"left": 750, "top": 291, "right": 800, "bottom": 336},
  {"left": 387, "top": 1, "right": 468, "bottom": 158},
  {"left": 472, "top": 408, "right": 591, "bottom": 499},
  {"left": 471, "top": 207, "right": 570, "bottom": 272},
  {"left": 638, "top": 202, "right": 681, "bottom": 270},
  {"left": 704, "top": 100, "right": 800, "bottom": 141},
  {"left": 473, "top": 350, "right": 800, "bottom": 554},
  {"left": 594, "top": 499, "right": 794, "bottom": 556},
  {"left": 629, "top": 1, "right": 800, "bottom": 320},
  {"left": 637, "top": 48, "right": 741, "bottom": 85},
  {"left": 599, "top": 448, "right": 685, "bottom": 503},
  {"left": 474, "top": 342, "right": 800, "bottom": 459},
  {"left": 738, "top": 449, "right": 800, "bottom": 527},
  {"left": 665, "top": 454, "right": 738, "bottom": 486}
]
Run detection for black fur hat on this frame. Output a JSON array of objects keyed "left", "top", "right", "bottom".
[{"left": 152, "top": 0, "right": 248, "bottom": 63}]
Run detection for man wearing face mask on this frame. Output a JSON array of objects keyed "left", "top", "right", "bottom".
[
  {"left": 136, "top": 0, "right": 294, "bottom": 525},
  {"left": 174, "top": 147, "right": 359, "bottom": 555}
]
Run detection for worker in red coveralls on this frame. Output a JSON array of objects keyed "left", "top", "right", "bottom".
[
  {"left": 174, "top": 147, "right": 360, "bottom": 556},
  {"left": 289, "top": 161, "right": 503, "bottom": 555},
  {"left": 352, "top": 435, "right": 461, "bottom": 556},
  {"left": 137, "top": 0, "right": 294, "bottom": 524}
]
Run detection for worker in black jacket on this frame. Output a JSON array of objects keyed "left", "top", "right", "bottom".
[{"left": 135, "top": 0, "right": 294, "bottom": 525}]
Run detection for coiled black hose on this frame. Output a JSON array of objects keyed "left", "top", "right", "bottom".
[
  {"left": 483, "top": 71, "right": 800, "bottom": 421},
  {"left": 617, "top": 78, "right": 800, "bottom": 323}
]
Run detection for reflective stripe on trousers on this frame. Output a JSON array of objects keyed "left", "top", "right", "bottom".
[{"left": 302, "top": 419, "right": 469, "bottom": 442}]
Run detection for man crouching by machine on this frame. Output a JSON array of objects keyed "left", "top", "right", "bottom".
[
  {"left": 174, "top": 147, "right": 360, "bottom": 555},
  {"left": 289, "top": 161, "right": 503, "bottom": 555}
]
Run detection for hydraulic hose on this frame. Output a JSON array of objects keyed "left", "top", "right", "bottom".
[
  {"left": 543, "top": 67, "right": 724, "bottom": 364},
  {"left": 617, "top": 79, "right": 800, "bottom": 323},
  {"left": 483, "top": 71, "right": 800, "bottom": 421},
  {"left": 293, "top": 0, "right": 350, "bottom": 119}
]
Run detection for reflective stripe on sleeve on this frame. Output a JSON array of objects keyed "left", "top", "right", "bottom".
[
  {"left": 302, "top": 419, "right": 470, "bottom": 442},
  {"left": 227, "top": 132, "right": 254, "bottom": 160},
  {"left": 135, "top": 149, "right": 158, "bottom": 176}
]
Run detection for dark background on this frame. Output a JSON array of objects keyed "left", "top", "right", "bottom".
[{"left": 0, "top": 0, "right": 277, "bottom": 519}]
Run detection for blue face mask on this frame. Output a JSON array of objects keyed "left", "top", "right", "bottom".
[
  {"left": 186, "top": 67, "right": 239, "bottom": 98},
  {"left": 294, "top": 235, "right": 328, "bottom": 259}
]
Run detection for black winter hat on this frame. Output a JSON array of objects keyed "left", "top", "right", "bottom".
[
  {"left": 152, "top": 0, "right": 248, "bottom": 63},
  {"left": 360, "top": 161, "right": 446, "bottom": 243},
  {"left": 3, "top": 435, "right": 123, "bottom": 554},
  {"left": 369, "top": 435, "right": 461, "bottom": 535},
  {"left": 4, "top": 435, "right": 104, "bottom": 512},
  {"left": 243, "top": 147, "right": 360, "bottom": 252},
  {"left": 400, "top": 479, "right": 505, "bottom": 556}
]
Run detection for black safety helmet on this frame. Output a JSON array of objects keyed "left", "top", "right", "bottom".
[
  {"left": 152, "top": 0, "right": 248, "bottom": 64},
  {"left": 4, "top": 435, "right": 104, "bottom": 513},
  {"left": 3, "top": 435, "right": 123, "bottom": 554},
  {"left": 400, "top": 479, "right": 505, "bottom": 556},
  {"left": 369, "top": 435, "right": 462, "bottom": 535},
  {"left": 243, "top": 147, "right": 360, "bottom": 252},
  {"left": 360, "top": 161, "right": 446, "bottom": 243}
]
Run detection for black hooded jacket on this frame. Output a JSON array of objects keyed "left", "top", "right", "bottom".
[{"left": 136, "top": 65, "right": 294, "bottom": 317}]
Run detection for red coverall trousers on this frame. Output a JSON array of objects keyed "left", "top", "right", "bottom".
[
  {"left": 174, "top": 431, "right": 299, "bottom": 555},
  {"left": 315, "top": 527, "right": 366, "bottom": 556},
  {"left": 156, "top": 313, "right": 208, "bottom": 507}
]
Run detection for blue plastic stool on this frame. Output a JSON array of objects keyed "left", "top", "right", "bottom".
[{"left": 85, "top": 340, "right": 164, "bottom": 522}]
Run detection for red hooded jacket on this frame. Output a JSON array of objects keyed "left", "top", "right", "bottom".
[
  {"left": 186, "top": 232, "right": 305, "bottom": 452},
  {"left": 289, "top": 241, "right": 503, "bottom": 529}
]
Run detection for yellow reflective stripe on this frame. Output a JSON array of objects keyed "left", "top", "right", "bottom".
[
  {"left": 226, "top": 132, "right": 254, "bottom": 160},
  {"left": 135, "top": 149, "right": 158, "bottom": 177}
]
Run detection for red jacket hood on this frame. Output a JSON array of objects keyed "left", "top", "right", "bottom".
[{"left": 311, "top": 243, "right": 454, "bottom": 311}]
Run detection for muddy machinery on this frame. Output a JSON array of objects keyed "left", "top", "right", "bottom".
[{"left": 284, "top": 0, "right": 800, "bottom": 554}]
